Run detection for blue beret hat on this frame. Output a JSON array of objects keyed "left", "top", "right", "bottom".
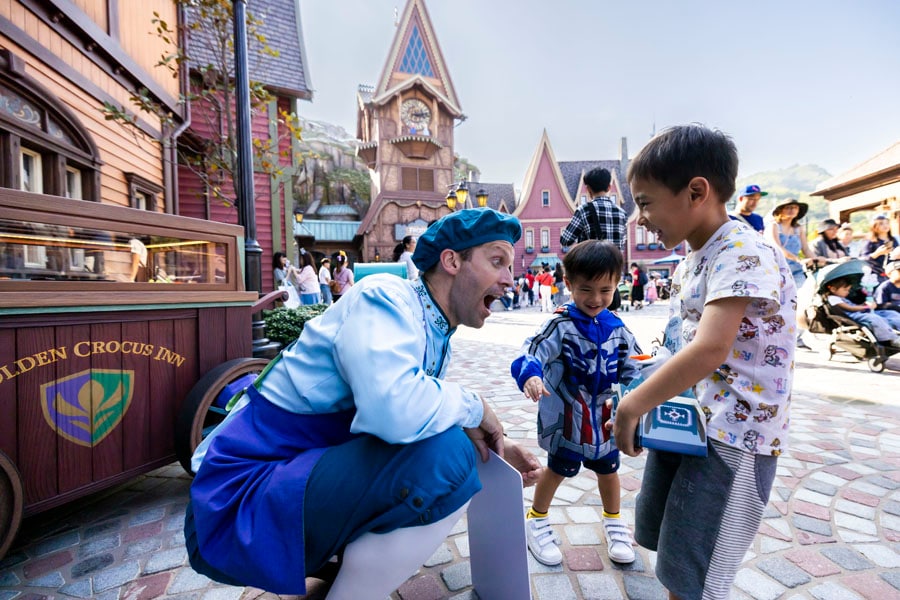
[{"left": 412, "top": 208, "right": 522, "bottom": 272}]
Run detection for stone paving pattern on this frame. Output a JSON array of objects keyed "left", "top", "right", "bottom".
[{"left": 2, "top": 301, "right": 900, "bottom": 599}]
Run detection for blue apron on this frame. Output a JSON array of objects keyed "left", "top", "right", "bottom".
[{"left": 190, "top": 385, "right": 357, "bottom": 594}]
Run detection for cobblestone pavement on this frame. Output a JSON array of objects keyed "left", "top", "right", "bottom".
[{"left": 2, "top": 301, "right": 900, "bottom": 599}]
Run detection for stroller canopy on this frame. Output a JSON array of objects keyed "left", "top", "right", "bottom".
[{"left": 814, "top": 259, "right": 867, "bottom": 294}]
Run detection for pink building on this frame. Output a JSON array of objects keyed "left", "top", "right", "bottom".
[{"left": 514, "top": 131, "right": 685, "bottom": 278}]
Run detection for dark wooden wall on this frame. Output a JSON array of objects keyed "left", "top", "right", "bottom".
[{"left": 0, "top": 305, "right": 251, "bottom": 515}]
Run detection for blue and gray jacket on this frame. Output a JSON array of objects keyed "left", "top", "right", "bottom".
[{"left": 511, "top": 304, "right": 641, "bottom": 459}]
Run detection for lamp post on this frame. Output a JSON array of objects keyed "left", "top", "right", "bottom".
[
  {"left": 445, "top": 180, "right": 489, "bottom": 210},
  {"left": 234, "top": 0, "right": 279, "bottom": 357},
  {"left": 233, "top": 0, "right": 260, "bottom": 293}
]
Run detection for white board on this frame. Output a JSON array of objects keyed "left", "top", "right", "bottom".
[{"left": 468, "top": 450, "right": 532, "bottom": 600}]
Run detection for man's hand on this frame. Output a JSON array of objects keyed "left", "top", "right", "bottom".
[
  {"left": 611, "top": 396, "right": 643, "bottom": 457},
  {"left": 523, "top": 376, "right": 549, "bottom": 403},
  {"left": 502, "top": 438, "right": 542, "bottom": 487},
  {"left": 464, "top": 397, "right": 504, "bottom": 462}
]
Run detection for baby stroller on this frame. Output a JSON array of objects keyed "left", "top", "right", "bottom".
[{"left": 799, "top": 259, "right": 900, "bottom": 372}]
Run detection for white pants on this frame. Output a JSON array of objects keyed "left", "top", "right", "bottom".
[
  {"left": 540, "top": 285, "right": 553, "bottom": 312},
  {"left": 326, "top": 501, "right": 470, "bottom": 599}
]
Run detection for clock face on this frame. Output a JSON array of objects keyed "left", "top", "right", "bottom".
[{"left": 400, "top": 98, "right": 432, "bottom": 130}]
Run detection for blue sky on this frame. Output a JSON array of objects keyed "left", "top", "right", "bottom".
[{"left": 299, "top": 0, "right": 900, "bottom": 187}]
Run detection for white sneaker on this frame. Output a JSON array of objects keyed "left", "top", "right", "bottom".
[
  {"left": 525, "top": 517, "right": 562, "bottom": 566},
  {"left": 603, "top": 518, "right": 635, "bottom": 563}
]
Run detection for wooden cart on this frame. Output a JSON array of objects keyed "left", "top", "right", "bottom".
[{"left": 0, "top": 190, "right": 273, "bottom": 557}]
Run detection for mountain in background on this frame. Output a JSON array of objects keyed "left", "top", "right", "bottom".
[{"left": 735, "top": 164, "right": 834, "bottom": 226}]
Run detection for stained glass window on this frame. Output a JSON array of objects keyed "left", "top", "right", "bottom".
[{"left": 398, "top": 25, "right": 435, "bottom": 77}]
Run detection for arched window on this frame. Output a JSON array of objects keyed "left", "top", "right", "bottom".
[{"left": 0, "top": 50, "right": 101, "bottom": 201}]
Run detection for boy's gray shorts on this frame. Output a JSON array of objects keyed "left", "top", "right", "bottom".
[{"left": 635, "top": 440, "right": 777, "bottom": 600}]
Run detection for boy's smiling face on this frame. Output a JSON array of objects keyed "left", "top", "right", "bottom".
[
  {"left": 631, "top": 177, "right": 692, "bottom": 250},
  {"left": 565, "top": 272, "right": 618, "bottom": 318}
]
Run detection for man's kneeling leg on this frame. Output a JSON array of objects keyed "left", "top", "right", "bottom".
[
  {"left": 326, "top": 500, "right": 470, "bottom": 600},
  {"left": 304, "top": 428, "right": 479, "bottom": 593}
]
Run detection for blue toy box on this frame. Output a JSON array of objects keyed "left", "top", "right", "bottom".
[{"left": 612, "top": 385, "right": 708, "bottom": 457}]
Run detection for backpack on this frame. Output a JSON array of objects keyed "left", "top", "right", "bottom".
[{"left": 638, "top": 271, "right": 648, "bottom": 286}]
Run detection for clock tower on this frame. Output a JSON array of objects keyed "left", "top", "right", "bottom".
[{"left": 356, "top": 0, "right": 463, "bottom": 261}]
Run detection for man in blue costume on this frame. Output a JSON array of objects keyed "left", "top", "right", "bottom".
[{"left": 185, "top": 208, "right": 542, "bottom": 599}]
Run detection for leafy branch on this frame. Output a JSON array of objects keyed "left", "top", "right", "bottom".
[{"left": 100, "top": 0, "right": 302, "bottom": 209}]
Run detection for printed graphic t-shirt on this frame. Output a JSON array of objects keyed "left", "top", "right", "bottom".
[{"left": 666, "top": 220, "right": 796, "bottom": 456}]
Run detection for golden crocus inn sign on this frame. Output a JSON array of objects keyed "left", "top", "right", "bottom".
[{"left": 2, "top": 340, "right": 187, "bottom": 448}]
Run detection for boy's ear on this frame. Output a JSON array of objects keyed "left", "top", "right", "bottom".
[{"left": 687, "top": 177, "right": 711, "bottom": 204}]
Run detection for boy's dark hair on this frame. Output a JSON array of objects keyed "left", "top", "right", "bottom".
[
  {"left": 627, "top": 124, "right": 738, "bottom": 202},
  {"left": 583, "top": 167, "right": 611, "bottom": 194},
  {"left": 563, "top": 240, "right": 623, "bottom": 282},
  {"left": 826, "top": 276, "right": 852, "bottom": 291}
]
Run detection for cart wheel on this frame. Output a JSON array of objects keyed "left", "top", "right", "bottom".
[
  {"left": 175, "top": 358, "right": 270, "bottom": 475},
  {"left": 867, "top": 356, "right": 886, "bottom": 373},
  {"left": 0, "top": 450, "right": 24, "bottom": 560}
]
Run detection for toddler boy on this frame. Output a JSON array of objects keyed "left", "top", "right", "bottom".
[{"left": 511, "top": 240, "right": 641, "bottom": 565}]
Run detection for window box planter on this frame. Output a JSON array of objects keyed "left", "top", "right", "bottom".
[
  {"left": 561, "top": 246, "right": 569, "bottom": 254},
  {"left": 636, "top": 243, "right": 647, "bottom": 251},
  {"left": 541, "top": 246, "right": 550, "bottom": 253},
  {"left": 525, "top": 247, "right": 534, "bottom": 254},
  {"left": 648, "top": 243, "right": 659, "bottom": 250}
]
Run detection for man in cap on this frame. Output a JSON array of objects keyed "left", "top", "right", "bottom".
[
  {"left": 729, "top": 184, "right": 768, "bottom": 233},
  {"left": 185, "top": 208, "right": 542, "bottom": 599}
]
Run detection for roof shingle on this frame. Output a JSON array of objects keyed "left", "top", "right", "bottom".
[
  {"left": 557, "top": 160, "right": 635, "bottom": 216},
  {"left": 186, "top": 0, "right": 312, "bottom": 99}
]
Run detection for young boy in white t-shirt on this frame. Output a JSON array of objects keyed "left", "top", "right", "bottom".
[{"left": 614, "top": 124, "right": 796, "bottom": 600}]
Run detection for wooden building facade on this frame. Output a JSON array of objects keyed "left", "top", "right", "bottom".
[
  {"left": 1, "top": 0, "right": 179, "bottom": 214},
  {"left": 0, "top": 1, "right": 260, "bottom": 556},
  {"left": 355, "top": 0, "right": 461, "bottom": 261},
  {"left": 176, "top": 0, "right": 313, "bottom": 292},
  {"left": 813, "top": 141, "right": 900, "bottom": 237}
]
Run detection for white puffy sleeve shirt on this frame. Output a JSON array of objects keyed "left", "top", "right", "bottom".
[{"left": 192, "top": 275, "right": 483, "bottom": 470}]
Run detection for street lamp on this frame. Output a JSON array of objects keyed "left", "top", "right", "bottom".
[
  {"left": 455, "top": 180, "right": 468, "bottom": 208},
  {"left": 445, "top": 188, "right": 458, "bottom": 210},
  {"left": 446, "top": 180, "right": 489, "bottom": 210}
]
